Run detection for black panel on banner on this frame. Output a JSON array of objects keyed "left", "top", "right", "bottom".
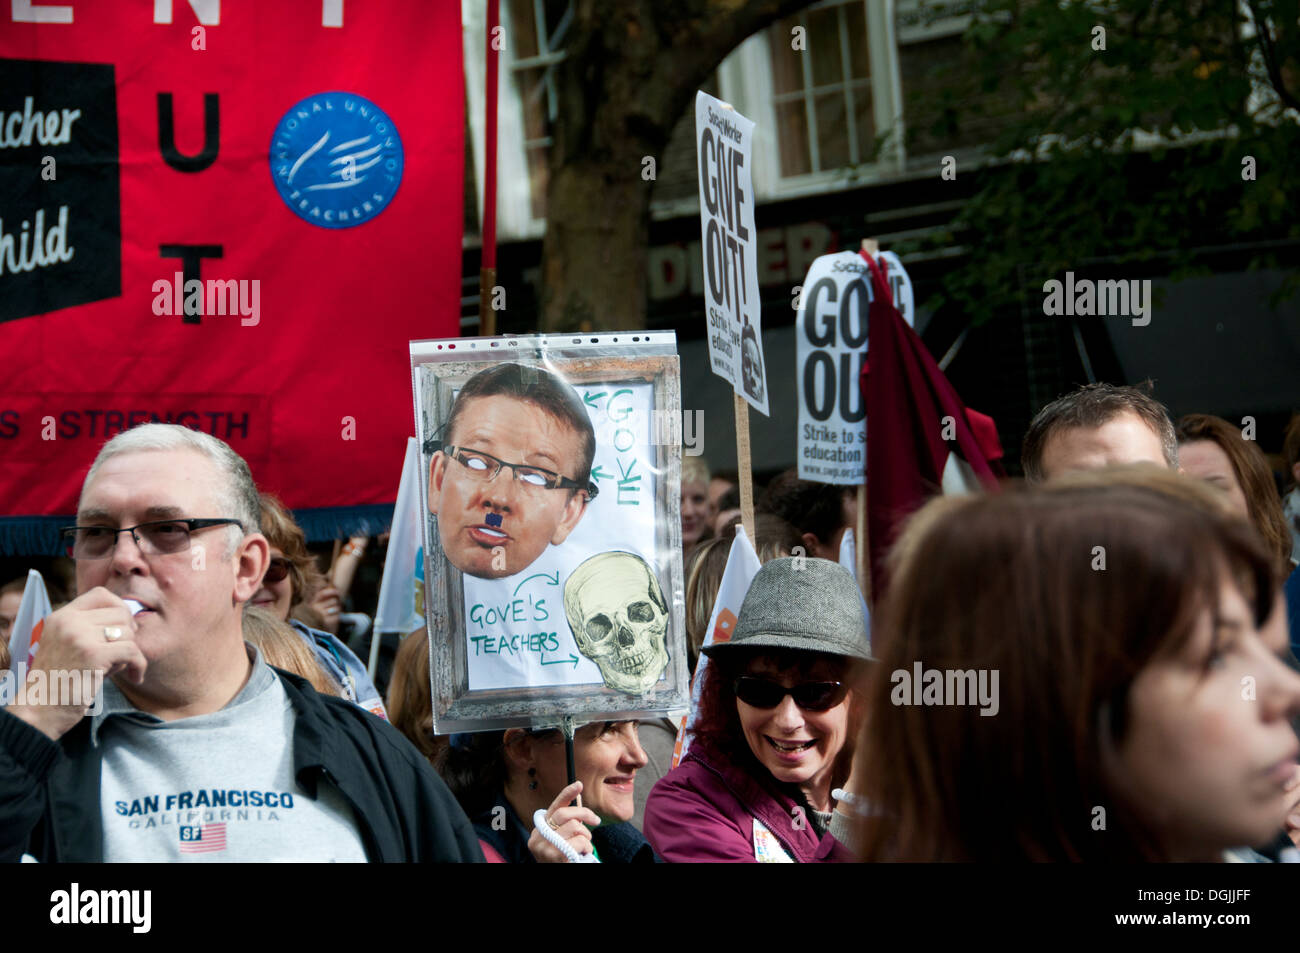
[{"left": 0, "top": 58, "right": 121, "bottom": 324}]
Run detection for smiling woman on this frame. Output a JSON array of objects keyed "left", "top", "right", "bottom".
[
  {"left": 642, "top": 557, "right": 870, "bottom": 863},
  {"left": 436, "top": 720, "right": 656, "bottom": 864}
]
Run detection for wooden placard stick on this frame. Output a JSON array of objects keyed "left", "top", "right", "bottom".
[
  {"left": 858, "top": 239, "right": 877, "bottom": 607},
  {"left": 734, "top": 393, "right": 756, "bottom": 541},
  {"left": 714, "top": 101, "right": 757, "bottom": 541},
  {"left": 479, "top": 267, "right": 497, "bottom": 337}
]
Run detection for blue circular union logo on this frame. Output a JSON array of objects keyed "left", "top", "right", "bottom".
[{"left": 270, "top": 92, "right": 404, "bottom": 228}]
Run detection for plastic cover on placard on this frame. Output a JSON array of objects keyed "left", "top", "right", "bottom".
[{"left": 409, "top": 332, "right": 688, "bottom": 734}]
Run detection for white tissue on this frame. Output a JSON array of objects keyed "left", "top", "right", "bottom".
[{"left": 123, "top": 599, "right": 145, "bottom": 615}]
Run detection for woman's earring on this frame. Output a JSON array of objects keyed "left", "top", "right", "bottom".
[{"left": 528, "top": 767, "right": 538, "bottom": 791}]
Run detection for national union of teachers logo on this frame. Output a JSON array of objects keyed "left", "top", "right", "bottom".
[{"left": 269, "top": 92, "right": 404, "bottom": 229}]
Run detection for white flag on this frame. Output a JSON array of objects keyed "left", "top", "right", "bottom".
[
  {"left": 374, "top": 438, "right": 425, "bottom": 634},
  {"left": 838, "top": 527, "right": 857, "bottom": 578},
  {"left": 7, "top": 569, "right": 52, "bottom": 670},
  {"left": 836, "top": 528, "right": 873, "bottom": 639},
  {"left": 672, "top": 525, "right": 762, "bottom": 767}
]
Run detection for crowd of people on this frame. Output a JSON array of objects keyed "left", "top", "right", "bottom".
[{"left": 2, "top": 380, "right": 1300, "bottom": 863}]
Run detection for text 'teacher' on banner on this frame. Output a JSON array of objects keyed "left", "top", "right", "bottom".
[{"left": 0, "top": 1, "right": 463, "bottom": 549}]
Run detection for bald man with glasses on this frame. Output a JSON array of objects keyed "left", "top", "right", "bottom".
[{"left": 0, "top": 424, "right": 480, "bottom": 862}]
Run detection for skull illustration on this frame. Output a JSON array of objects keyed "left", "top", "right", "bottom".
[{"left": 563, "top": 551, "right": 670, "bottom": 695}]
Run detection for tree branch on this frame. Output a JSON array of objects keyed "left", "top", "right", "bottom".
[{"left": 1246, "top": 0, "right": 1300, "bottom": 112}]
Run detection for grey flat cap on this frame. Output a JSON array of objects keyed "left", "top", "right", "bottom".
[{"left": 703, "top": 557, "right": 873, "bottom": 662}]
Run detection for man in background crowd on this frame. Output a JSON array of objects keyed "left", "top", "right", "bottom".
[
  {"left": 1020, "top": 382, "right": 1179, "bottom": 482},
  {"left": 0, "top": 424, "right": 480, "bottom": 862}
]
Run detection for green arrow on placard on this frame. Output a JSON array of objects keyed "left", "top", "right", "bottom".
[
  {"left": 512, "top": 571, "right": 560, "bottom": 599},
  {"left": 541, "top": 653, "right": 580, "bottom": 669}
]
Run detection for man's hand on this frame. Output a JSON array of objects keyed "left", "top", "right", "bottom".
[
  {"left": 527, "top": 781, "right": 601, "bottom": 863},
  {"left": 6, "top": 588, "right": 146, "bottom": 742}
]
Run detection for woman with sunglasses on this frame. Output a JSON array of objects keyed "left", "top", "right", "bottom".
[
  {"left": 643, "top": 557, "right": 870, "bottom": 862},
  {"left": 250, "top": 494, "right": 387, "bottom": 716}
]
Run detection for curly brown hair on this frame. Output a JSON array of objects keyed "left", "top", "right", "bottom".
[{"left": 258, "top": 493, "right": 327, "bottom": 608}]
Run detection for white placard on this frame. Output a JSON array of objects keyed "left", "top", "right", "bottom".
[
  {"left": 410, "top": 334, "right": 690, "bottom": 733},
  {"left": 695, "top": 91, "right": 768, "bottom": 415},
  {"left": 462, "top": 381, "right": 659, "bottom": 691},
  {"left": 795, "top": 250, "right": 914, "bottom": 485}
]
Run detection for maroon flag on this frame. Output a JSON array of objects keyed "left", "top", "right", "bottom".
[{"left": 859, "top": 251, "right": 1003, "bottom": 598}]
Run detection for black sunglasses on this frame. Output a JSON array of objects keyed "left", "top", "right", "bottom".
[
  {"left": 263, "top": 557, "right": 292, "bottom": 585},
  {"left": 733, "top": 676, "right": 849, "bottom": 712}
]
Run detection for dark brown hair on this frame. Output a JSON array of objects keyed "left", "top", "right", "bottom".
[
  {"left": 1021, "top": 381, "right": 1178, "bottom": 482},
  {"left": 858, "top": 479, "right": 1276, "bottom": 862},
  {"left": 387, "top": 627, "right": 445, "bottom": 767},
  {"left": 758, "top": 469, "right": 846, "bottom": 545},
  {"left": 1176, "top": 413, "right": 1292, "bottom": 574},
  {"left": 441, "top": 362, "right": 596, "bottom": 488}
]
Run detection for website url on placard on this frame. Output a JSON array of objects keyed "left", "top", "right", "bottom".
[{"left": 1114, "top": 912, "right": 1250, "bottom": 927}]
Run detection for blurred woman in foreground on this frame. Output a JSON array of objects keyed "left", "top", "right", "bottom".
[{"left": 858, "top": 473, "right": 1300, "bottom": 861}]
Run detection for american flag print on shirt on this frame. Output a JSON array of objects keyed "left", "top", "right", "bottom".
[{"left": 178, "top": 822, "right": 227, "bottom": 854}]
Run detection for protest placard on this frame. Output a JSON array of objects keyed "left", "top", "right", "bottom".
[
  {"left": 695, "top": 91, "right": 767, "bottom": 417},
  {"left": 795, "top": 248, "right": 915, "bottom": 485},
  {"left": 410, "top": 333, "right": 689, "bottom": 733}
]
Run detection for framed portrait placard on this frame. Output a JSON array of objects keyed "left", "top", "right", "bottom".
[{"left": 409, "top": 332, "right": 688, "bottom": 733}]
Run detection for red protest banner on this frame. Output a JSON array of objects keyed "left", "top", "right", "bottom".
[{"left": 0, "top": 0, "right": 463, "bottom": 551}]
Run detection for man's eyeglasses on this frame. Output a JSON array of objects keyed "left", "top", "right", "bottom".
[
  {"left": 60, "top": 518, "right": 244, "bottom": 559},
  {"left": 443, "top": 446, "right": 598, "bottom": 500},
  {"left": 263, "top": 557, "right": 292, "bottom": 584},
  {"left": 732, "top": 676, "right": 850, "bottom": 712}
]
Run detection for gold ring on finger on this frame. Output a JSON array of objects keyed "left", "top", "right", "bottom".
[{"left": 548, "top": 816, "right": 559, "bottom": 831}]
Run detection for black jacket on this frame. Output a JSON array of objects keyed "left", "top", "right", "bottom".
[{"left": 0, "top": 668, "right": 483, "bottom": 863}]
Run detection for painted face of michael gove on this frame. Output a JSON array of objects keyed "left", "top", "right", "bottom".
[{"left": 428, "top": 395, "right": 590, "bottom": 579}]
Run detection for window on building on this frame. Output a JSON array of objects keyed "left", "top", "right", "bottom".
[
  {"left": 767, "top": 1, "right": 874, "bottom": 177},
  {"left": 506, "top": 0, "right": 570, "bottom": 221}
]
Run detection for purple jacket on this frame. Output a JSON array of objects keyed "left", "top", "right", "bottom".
[{"left": 642, "top": 738, "right": 856, "bottom": 863}]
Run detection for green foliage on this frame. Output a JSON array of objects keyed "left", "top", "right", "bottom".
[{"left": 899, "top": 0, "right": 1300, "bottom": 326}]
